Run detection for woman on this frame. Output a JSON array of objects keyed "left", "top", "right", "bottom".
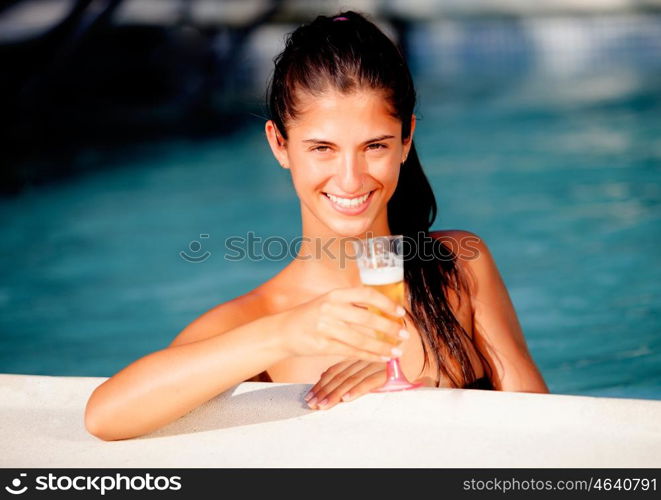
[{"left": 85, "top": 11, "right": 548, "bottom": 441}]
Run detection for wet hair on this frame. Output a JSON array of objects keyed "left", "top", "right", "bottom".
[{"left": 266, "top": 11, "right": 492, "bottom": 388}]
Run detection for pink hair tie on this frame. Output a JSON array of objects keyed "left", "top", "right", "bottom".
[{"left": 333, "top": 16, "right": 349, "bottom": 21}]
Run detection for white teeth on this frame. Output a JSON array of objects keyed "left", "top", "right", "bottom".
[{"left": 326, "top": 192, "right": 371, "bottom": 208}]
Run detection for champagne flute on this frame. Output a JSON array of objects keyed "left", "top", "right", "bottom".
[{"left": 352, "top": 235, "right": 422, "bottom": 392}]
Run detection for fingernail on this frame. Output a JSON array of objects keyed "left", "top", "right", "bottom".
[
  {"left": 304, "top": 391, "right": 314, "bottom": 402},
  {"left": 307, "top": 396, "right": 317, "bottom": 407},
  {"left": 380, "top": 356, "right": 392, "bottom": 362},
  {"left": 396, "top": 306, "right": 406, "bottom": 317},
  {"left": 318, "top": 398, "right": 329, "bottom": 409},
  {"left": 398, "top": 328, "right": 410, "bottom": 339},
  {"left": 342, "top": 393, "right": 352, "bottom": 402},
  {"left": 391, "top": 347, "right": 403, "bottom": 357}
]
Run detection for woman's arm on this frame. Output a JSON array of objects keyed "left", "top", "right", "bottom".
[
  {"left": 84, "top": 302, "right": 289, "bottom": 441},
  {"left": 438, "top": 230, "right": 550, "bottom": 393},
  {"left": 85, "top": 286, "right": 403, "bottom": 441}
]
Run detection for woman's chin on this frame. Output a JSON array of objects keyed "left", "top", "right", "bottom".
[{"left": 326, "top": 219, "right": 374, "bottom": 238}]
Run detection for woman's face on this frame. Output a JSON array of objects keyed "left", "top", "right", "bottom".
[{"left": 266, "top": 88, "right": 415, "bottom": 237}]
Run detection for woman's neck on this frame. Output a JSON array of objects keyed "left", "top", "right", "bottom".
[{"left": 292, "top": 223, "right": 393, "bottom": 290}]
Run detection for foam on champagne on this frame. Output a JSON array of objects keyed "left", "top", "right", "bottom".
[{"left": 359, "top": 266, "right": 403, "bottom": 286}]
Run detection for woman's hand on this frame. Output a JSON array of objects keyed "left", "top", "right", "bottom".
[
  {"left": 278, "top": 286, "right": 409, "bottom": 363},
  {"left": 304, "top": 359, "right": 387, "bottom": 410}
]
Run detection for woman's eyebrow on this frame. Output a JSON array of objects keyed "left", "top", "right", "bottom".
[{"left": 302, "top": 134, "right": 395, "bottom": 145}]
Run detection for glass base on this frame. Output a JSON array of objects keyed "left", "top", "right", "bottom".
[
  {"left": 372, "top": 379, "right": 423, "bottom": 392},
  {"left": 371, "top": 359, "right": 423, "bottom": 393}
]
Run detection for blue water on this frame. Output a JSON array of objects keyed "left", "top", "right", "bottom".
[
  {"left": 413, "top": 80, "right": 661, "bottom": 400},
  {"left": 1, "top": 32, "right": 660, "bottom": 399}
]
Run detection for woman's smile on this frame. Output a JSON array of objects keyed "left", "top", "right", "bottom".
[{"left": 322, "top": 189, "right": 376, "bottom": 215}]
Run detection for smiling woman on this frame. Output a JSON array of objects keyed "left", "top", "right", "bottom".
[{"left": 84, "top": 10, "right": 548, "bottom": 441}]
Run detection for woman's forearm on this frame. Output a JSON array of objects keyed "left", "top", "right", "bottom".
[{"left": 84, "top": 311, "right": 288, "bottom": 441}]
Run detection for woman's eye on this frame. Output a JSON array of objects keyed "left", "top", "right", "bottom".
[{"left": 310, "top": 144, "right": 386, "bottom": 153}]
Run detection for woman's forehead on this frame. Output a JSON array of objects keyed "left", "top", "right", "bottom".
[{"left": 287, "top": 88, "right": 400, "bottom": 134}]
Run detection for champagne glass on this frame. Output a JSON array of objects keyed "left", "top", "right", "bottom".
[{"left": 352, "top": 235, "right": 422, "bottom": 392}]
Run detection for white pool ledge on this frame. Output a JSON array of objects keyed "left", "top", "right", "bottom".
[{"left": 1, "top": 374, "right": 660, "bottom": 468}]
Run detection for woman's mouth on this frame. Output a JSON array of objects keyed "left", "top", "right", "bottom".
[{"left": 322, "top": 190, "right": 375, "bottom": 215}]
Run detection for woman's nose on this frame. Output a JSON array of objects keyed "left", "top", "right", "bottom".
[{"left": 336, "top": 155, "right": 365, "bottom": 194}]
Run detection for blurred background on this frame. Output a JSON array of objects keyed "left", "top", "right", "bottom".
[{"left": 0, "top": 0, "right": 659, "bottom": 399}]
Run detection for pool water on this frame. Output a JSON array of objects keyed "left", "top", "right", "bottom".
[{"left": 1, "top": 27, "right": 660, "bottom": 400}]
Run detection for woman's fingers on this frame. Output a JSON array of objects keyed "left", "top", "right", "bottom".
[
  {"left": 331, "top": 286, "right": 405, "bottom": 320},
  {"left": 309, "top": 364, "right": 386, "bottom": 410},
  {"left": 326, "top": 302, "right": 405, "bottom": 343},
  {"left": 352, "top": 323, "right": 381, "bottom": 337},
  {"left": 308, "top": 360, "right": 369, "bottom": 403},
  {"left": 318, "top": 317, "right": 399, "bottom": 359},
  {"left": 308, "top": 360, "right": 355, "bottom": 392},
  {"left": 336, "top": 370, "right": 387, "bottom": 404}
]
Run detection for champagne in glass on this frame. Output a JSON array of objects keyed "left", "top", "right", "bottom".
[
  {"left": 353, "top": 235, "right": 422, "bottom": 392},
  {"left": 360, "top": 266, "right": 404, "bottom": 346}
]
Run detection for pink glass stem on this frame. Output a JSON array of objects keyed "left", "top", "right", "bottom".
[{"left": 372, "top": 358, "right": 422, "bottom": 392}]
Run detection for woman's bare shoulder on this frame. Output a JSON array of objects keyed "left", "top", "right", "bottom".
[
  {"left": 169, "top": 287, "right": 271, "bottom": 348},
  {"left": 429, "top": 229, "right": 484, "bottom": 263},
  {"left": 430, "top": 229, "right": 498, "bottom": 296},
  {"left": 429, "top": 229, "right": 488, "bottom": 311},
  {"left": 427, "top": 229, "right": 482, "bottom": 327},
  {"left": 432, "top": 229, "right": 549, "bottom": 392}
]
